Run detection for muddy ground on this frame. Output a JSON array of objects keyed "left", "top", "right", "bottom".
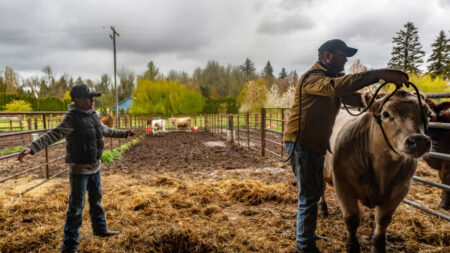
[{"left": 0, "top": 131, "right": 448, "bottom": 252}]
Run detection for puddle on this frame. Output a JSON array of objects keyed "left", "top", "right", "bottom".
[{"left": 203, "top": 141, "right": 227, "bottom": 147}]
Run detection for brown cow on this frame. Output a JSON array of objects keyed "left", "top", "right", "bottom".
[
  {"left": 424, "top": 98, "right": 450, "bottom": 209},
  {"left": 100, "top": 116, "right": 113, "bottom": 128},
  {"left": 321, "top": 90, "right": 431, "bottom": 253},
  {"left": 169, "top": 117, "right": 191, "bottom": 130}
]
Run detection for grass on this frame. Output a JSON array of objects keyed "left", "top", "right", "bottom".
[{"left": 0, "top": 145, "right": 25, "bottom": 155}]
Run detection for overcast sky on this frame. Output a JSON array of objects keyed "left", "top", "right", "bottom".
[{"left": 0, "top": 0, "right": 449, "bottom": 82}]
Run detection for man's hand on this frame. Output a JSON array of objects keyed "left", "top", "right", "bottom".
[
  {"left": 378, "top": 69, "right": 409, "bottom": 89},
  {"left": 128, "top": 129, "right": 137, "bottom": 137},
  {"left": 18, "top": 147, "right": 32, "bottom": 162}
]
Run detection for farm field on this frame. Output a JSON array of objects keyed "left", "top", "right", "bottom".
[{"left": 0, "top": 131, "right": 448, "bottom": 252}]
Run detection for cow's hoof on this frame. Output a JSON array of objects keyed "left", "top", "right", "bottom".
[
  {"left": 439, "top": 200, "right": 449, "bottom": 210},
  {"left": 371, "top": 234, "right": 386, "bottom": 253},
  {"left": 318, "top": 203, "right": 328, "bottom": 217},
  {"left": 346, "top": 239, "right": 360, "bottom": 253}
]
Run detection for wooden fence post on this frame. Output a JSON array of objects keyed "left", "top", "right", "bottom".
[
  {"left": 281, "top": 109, "right": 285, "bottom": 157},
  {"left": 261, "top": 108, "right": 266, "bottom": 157},
  {"left": 228, "top": 114, "right": 234, "bottom": 143},
  {"left": 237, "top": 114, "right": 240, "bottom": 146},
  {"left": 246, "top": 113, "right": 250, "bottom": 149},
  {"left": 43, "top": 113, "right": 49, "bottom": 179},
  {"left": 27, "top": 118, "right": 32, "bottom": 142}
]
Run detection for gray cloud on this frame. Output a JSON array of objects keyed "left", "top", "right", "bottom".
[
  {"left": 0, "top": 0, "right": 448, "bottom": 80},
  {"left": 257, "top": 14, "right": 314, "bottom": 35}
]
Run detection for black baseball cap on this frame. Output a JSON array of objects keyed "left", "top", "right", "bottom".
[
  {"left": 70, "top": 84, "right": 101, "bottom": 100},
  {"left": 318, "top": 39, "right": 358, "bottom": 57}
]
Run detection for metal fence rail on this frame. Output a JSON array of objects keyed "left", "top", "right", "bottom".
[
  {"left": 0, "top": 112, "right": 152, "bottom": 196},
  {"left": 205, "top": 91, "right": 450, "bottom": 221},
  {"left": 425, "top": 92, "right": 450, "bottom": 98}
]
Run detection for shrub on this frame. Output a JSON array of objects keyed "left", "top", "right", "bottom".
[
  {"left": 202, "top": 97, "right": 238, "bottom": 114},
  {"left": 130, "top": 79, "right": 205, "bottom": 115},
  {"left": 4, "top": 100, "right": 32, "bottom": 111}
]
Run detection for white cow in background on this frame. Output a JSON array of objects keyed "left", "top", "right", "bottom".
[{"left": 151, "top": 119, "right": 166, "bottom": 136}]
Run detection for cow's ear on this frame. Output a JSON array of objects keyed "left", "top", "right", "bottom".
[
  {"left": 424, "top": 98, "right": 436, "bottom": 110},
  {"left": 437, "top": 101, "right": 450, "bottom": 112}
]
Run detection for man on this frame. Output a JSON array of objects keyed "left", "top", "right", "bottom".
[
  {"left": 283, "top": 39, "right": 409, "bottom": 253},
  {"left": 18, "top": 84, "right": 136, "bottom": 253}
]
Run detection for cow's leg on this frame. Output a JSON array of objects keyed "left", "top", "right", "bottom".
[
  {"left": 371, "top": 187, "right": 407, "bottom": 253},
  {"left": 438, "top": 163, "right": 450, "bottom": 210},
  {"left": 318, "top": 183, "right": 328, "bottom": 217},
  {"left": 343, "top": 204, "right": 360, "bottom": 253},
  {"left": 334, "top": 182, "right": 360, "bottom": 253}
]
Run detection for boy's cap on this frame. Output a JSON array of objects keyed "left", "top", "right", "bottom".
[{"left": 70, "top": 84, "right": 101, "bottom": 100}]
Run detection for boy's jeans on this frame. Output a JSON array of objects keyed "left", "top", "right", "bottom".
[{"left": 62, "top": 171, "right": 107, "bottom": 252}]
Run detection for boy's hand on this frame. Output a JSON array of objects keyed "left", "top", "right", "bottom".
[
  {"left": 18, "top": 148, "right": 32, "bottom": 162},
  {"left": 128, "top": 129, "right": 137, "bottom": 137}
]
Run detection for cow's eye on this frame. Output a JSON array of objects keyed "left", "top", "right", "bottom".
[{"left": 382, "top": 111, "right": 391, "bottom": 119}]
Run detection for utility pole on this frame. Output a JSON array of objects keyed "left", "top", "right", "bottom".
[{"left": 110, "top": 26, "right": 120, "bottom": 126}]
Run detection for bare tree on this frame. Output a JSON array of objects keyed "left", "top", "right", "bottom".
[
  {"left": 42, "top": 65, "right": 53, "bottom": 87},
  {"left": 348, "top": 59, "right": 368, "bottom": 74},
  {"left": 24, "top": 76, "right": 41, "bottom": 97}
]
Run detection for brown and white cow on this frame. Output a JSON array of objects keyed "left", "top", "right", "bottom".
[
  {"left": 423, "top": 98, "right": 450, "bottom": 209},
  {"left": 151, "top": 119, "right": 166, "bottom": 136},
  {"left": 169, "top": 117, "right": 191, "bottom": 130},
  {"left": 321, "top": 89, "right": 432, "bottom": 253}
]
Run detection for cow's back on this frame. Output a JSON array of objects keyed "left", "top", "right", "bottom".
[{"left": 324, "top": 111, "right": 369, "bottom": 186}]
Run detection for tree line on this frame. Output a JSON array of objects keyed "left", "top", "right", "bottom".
[{"left": 0, "top": 21, "right": 448, "bottom": 114}]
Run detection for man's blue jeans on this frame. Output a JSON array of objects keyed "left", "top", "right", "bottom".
[
  {"left": 62, "top": 171, "right": 107, "bottom": 252},
  {"left": 285, "top": 142, "right": 324, "bottom": 250}
]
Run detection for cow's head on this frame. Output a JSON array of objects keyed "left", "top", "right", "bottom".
[
  {"left": 169, "top": 118, "right": 176, "bottom": 125},
  {"left": 425, "top": 98, "right": 450, "bottom": 122},
  {"left": 369, "top": 89, "right": 432, "bottom": 158}
]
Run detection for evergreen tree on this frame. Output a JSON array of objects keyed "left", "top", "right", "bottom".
[
  {"left": 0, "top": 75, "right": 5, "bottom": 93},
  {"left": 388, "top": 22, "right": 425, "bottom": 74},
  {"left": 263, "top": 61, "right": 274, "bottom": 78},
  {"left": 279, "top": 67, "right": 287, "bottom": 79},
  {"left": 75, "top": 77, "right": 83, "bottom": 85},
  {"left": 293, "top": 71, "right": 299, "bottom": 84},
  {"left": 138, "top": 61, "right": 159, "bottom": 81},
  {"left": 38, "top": 79, "right": 51, "bottom": 98},
  {"left": 262, "top": 61, "right": 275, "bottom": 84},
  {"left": 3, "top": 66, "right": 19, "bottom": 92},
  {"left": 240, "top": 58, "right": 256, "bottom": 81},
  {"left": 427, "top": 30, "right": 449, "bottom": 79}
]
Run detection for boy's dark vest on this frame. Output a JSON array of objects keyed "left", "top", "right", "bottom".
[{"left": 65, "top": 110, "right": 104, "bottom": 164}]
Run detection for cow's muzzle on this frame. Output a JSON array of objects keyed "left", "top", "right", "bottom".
[{"left": 404, "top": 134, "right": 431, "bottom": 157}]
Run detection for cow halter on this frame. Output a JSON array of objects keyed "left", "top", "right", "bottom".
[{"left": 343, "top": 82, "right": 428, "bottom": 156}]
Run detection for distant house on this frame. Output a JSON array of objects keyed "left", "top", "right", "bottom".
[{"left": 112, "top": 97, "right": 133, "bottom": 114}]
